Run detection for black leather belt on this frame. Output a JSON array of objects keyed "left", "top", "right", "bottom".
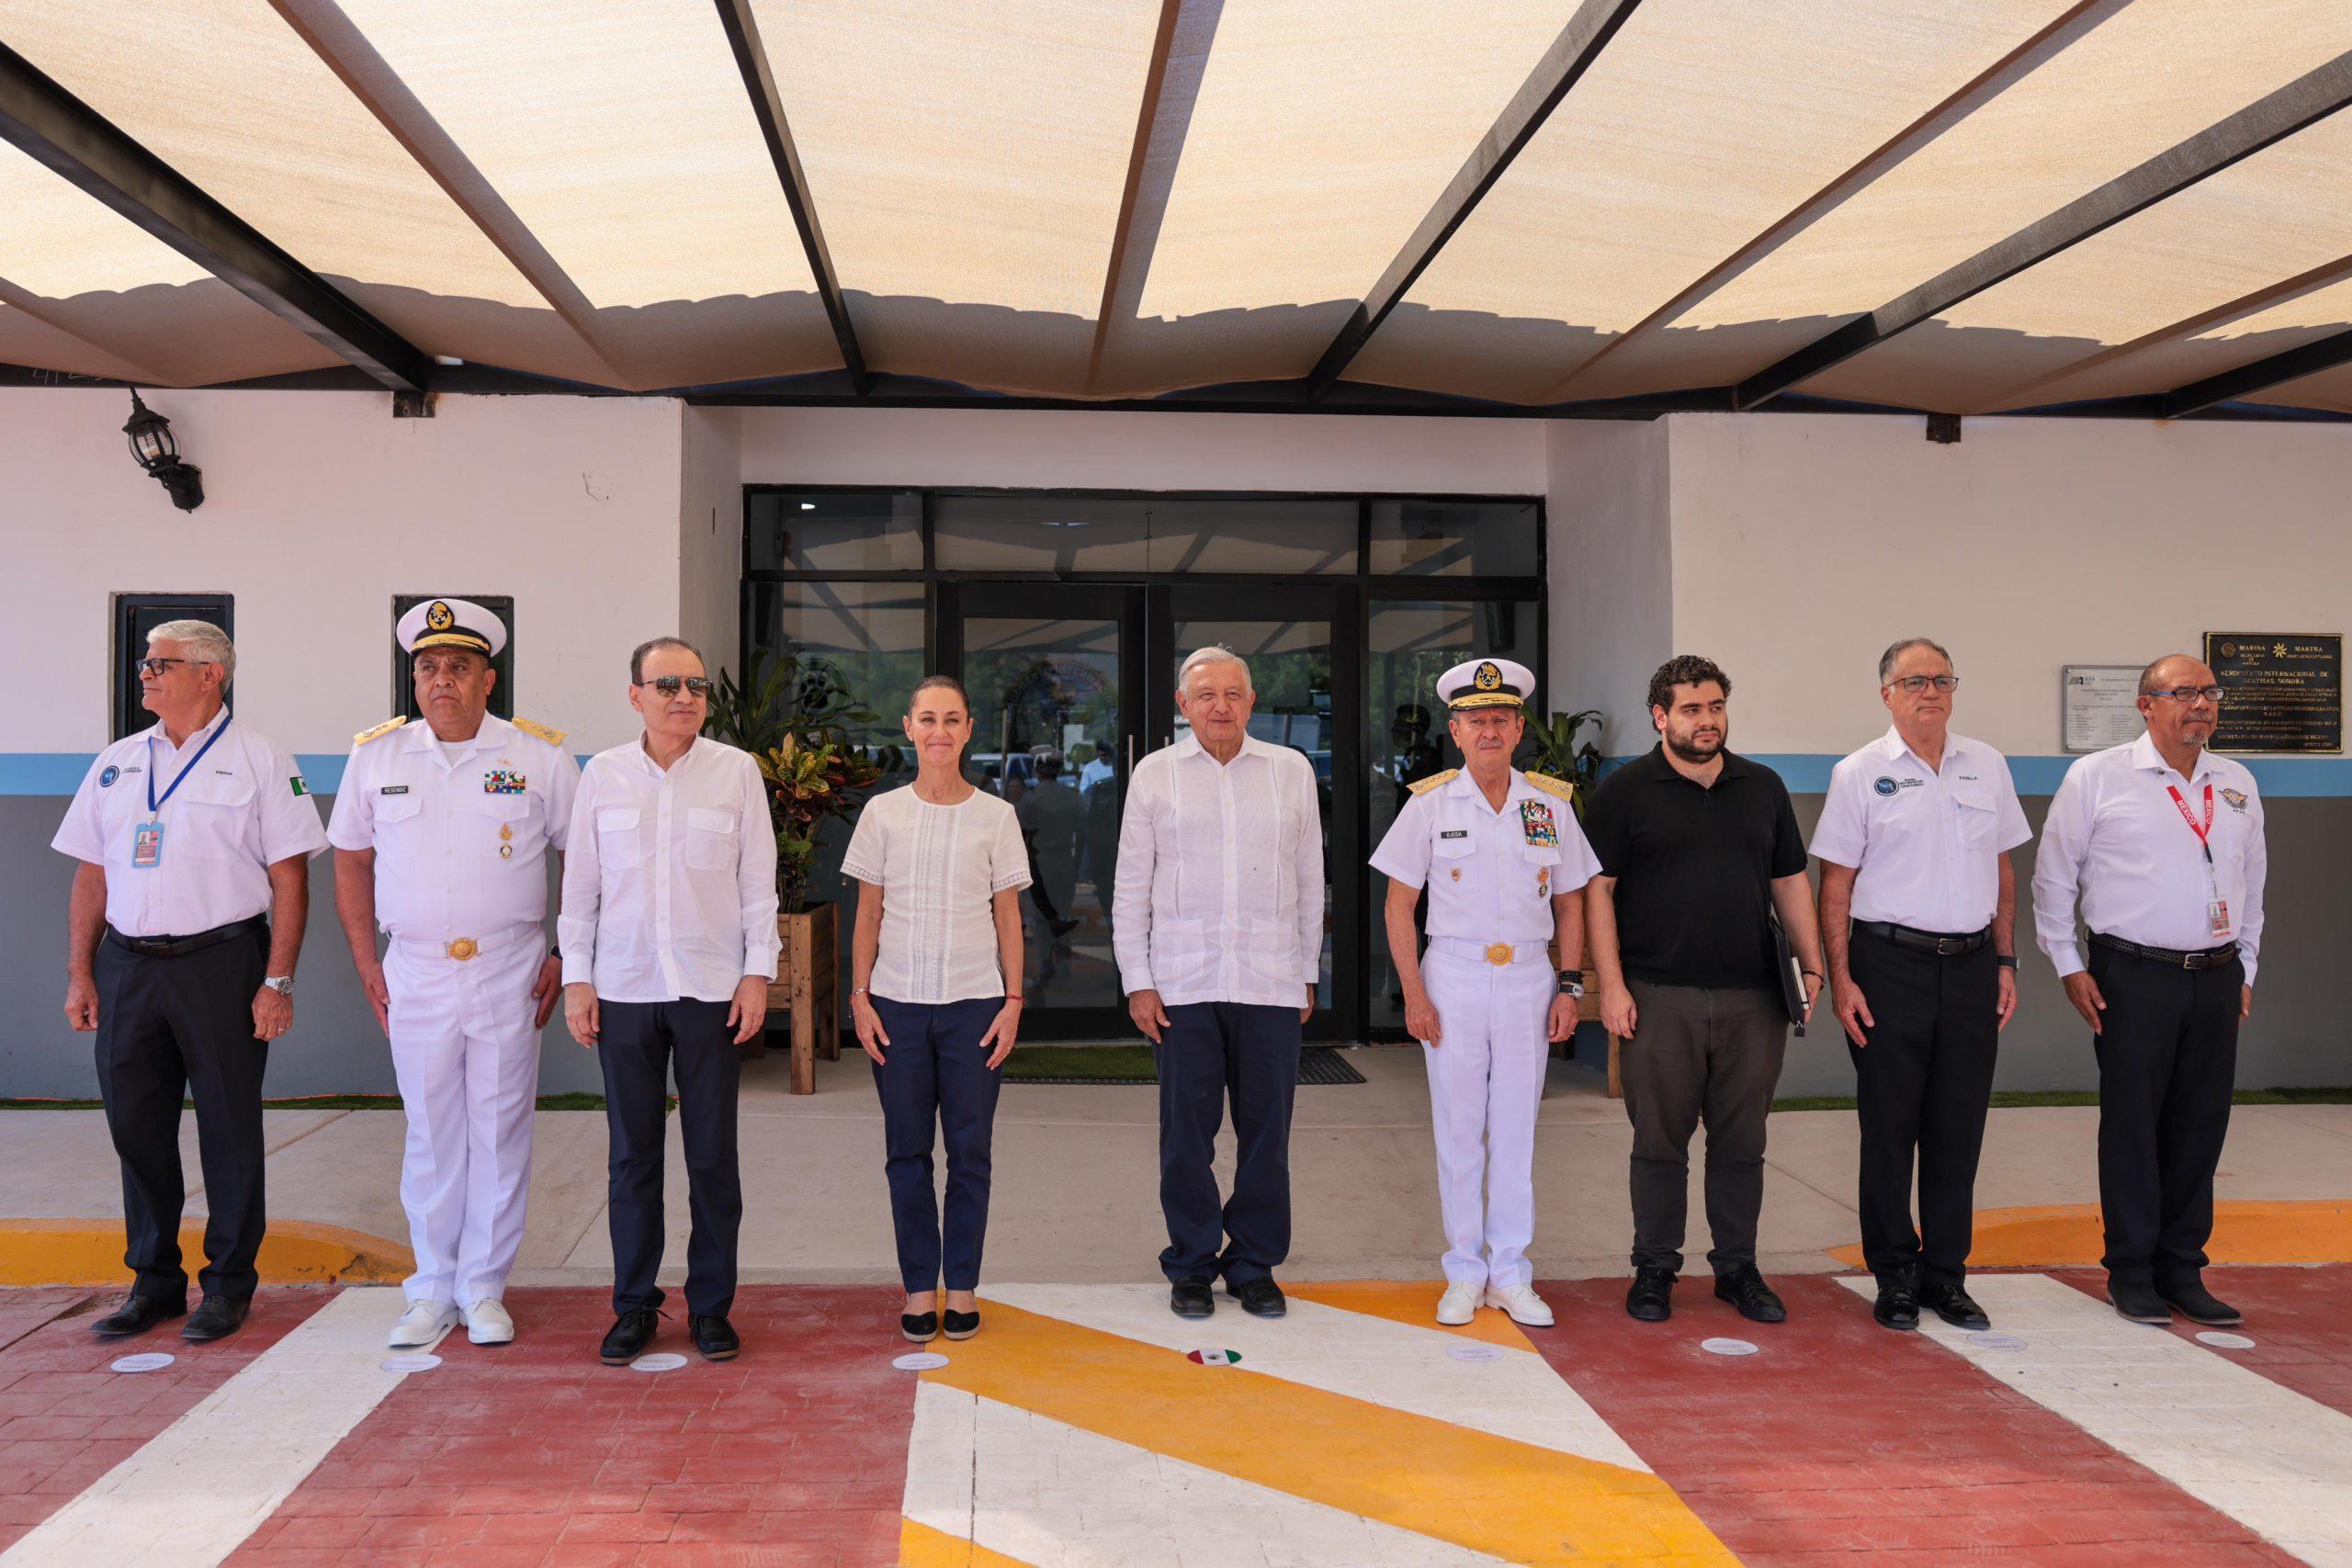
[
  {"left": 1854, "top": 920, "right": 1990, "bottom": 956},
  {"left": 2089, "top": 931, "right": 2239, "bottom": 971},
  {"left": 105, "top": 915, "right": 266, "bottom": 959}
]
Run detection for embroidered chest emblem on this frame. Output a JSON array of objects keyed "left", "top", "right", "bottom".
[
  {"left": 1520, "top": 800, "right": 1557, "bottom": 848},
  {"left": 2221, "top": 787, "right": 2248, "bottom": 812},
  {"left": 483, "top": 768, "right": 526, "bottom": 795}
]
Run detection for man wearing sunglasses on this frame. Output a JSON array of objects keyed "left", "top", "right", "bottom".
[
  {"left": 560, "top": 637, "right": 777, "bottom": 1366},
  {"left": 2034, "top": 655, "right": 2266, "bottom": 1329},
  {"left": 52, "top": 620, "right": 327, "bottom": 1344},
  {"left": 1813, "top": 638, "right": 2030, "bottom": 1334}
]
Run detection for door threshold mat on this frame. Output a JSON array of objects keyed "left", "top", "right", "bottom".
[{"left": 1002, "top": 1045, "right": 1366, "bottom": 1086}]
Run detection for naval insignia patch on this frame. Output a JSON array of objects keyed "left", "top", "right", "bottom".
[{"left": 1520, "top": 799, "right": 1557, "bottom": 848}]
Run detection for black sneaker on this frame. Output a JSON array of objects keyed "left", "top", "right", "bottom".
[
  {"left": 2157, "top": 1279, "right": 2241, "bottom": 1326},
  {"left": 900, "top": 1312, "right": 938, "bottom": 1343},
  {"left": 1170, "top": 1277, "right": 1215, "bottom": 1318},
  {"left": 943, "top": 1308, "right": 981, "bottom": 1340},
  {"left": 181, "top": 1295, "right": 249, "bottom": 1342},
  {"left": 1228, "top": 1278, "right": 1286, "bottom": 1318},
  {"left": 1872, "top": 1285, "right": 1920, "bottom": 1331},
  {"left": 689, "top": 1314, "right": 740, "bottom": 1361},
  {"left": 2107, "top": 1280, "right": 2171, "bottom": 1325},
  {"left": 599, "top": 1307, "right": 660, "bottom": 1364},
  {"left": 1625, "top": 1267, "right": 1676, "bottom": 1322},
  {"left": 1713, "top": 1266, "right": 1787, "bottom": 1324},
  {"left": 1919, "top": 1283, "right": 1991, "bottom": 1331},
  {"left": 91, "top": 1293, "right": 185, "bottom": 1339}
]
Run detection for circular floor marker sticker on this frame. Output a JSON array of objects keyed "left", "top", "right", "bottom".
[
  {"left": 892, "top": 1352, "right": 950, "bottom": 1371},
  {"left": 630, "top": 1352, "right": 689, "bottom": 1372},
  {"left": 109, "top": 1352, "right": 174, "bottom": 1373},
  {"left": 380, "top": 1354, "right": 442, "bottom": 1373},
  {"left": 2196, "top": 1331, "right": 2256, "bottom": 1350},
  {"left": 1973, "top": 1335, "right": 2028, "bottom": 1351},
  {"left": 1186, "top": 1348, "right": 1242, "bottom": 1366},
  {"left": 1447, "top": 1343, "right": 1506, "bottom": 1362},
  {"left": 1701, "top": 1337, "right": 1759, "bottom": 1357}
]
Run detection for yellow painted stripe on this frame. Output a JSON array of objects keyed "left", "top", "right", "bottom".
[
  {"left": 0, "top": 1218, "right": 410, "bottom": 1287},
  {"left": 1286, "top": 1280, "right": 1535, "bottom": 1349},
  {"left": 898, "top": 1517, "right": 1037, "bottom": 1568},
  {"left": 1826, "top": 1198, "right": 2352, "bottom": 1269},
  {"left": 933, "top": 1300, "right": 1734, "bottom": 1566}
]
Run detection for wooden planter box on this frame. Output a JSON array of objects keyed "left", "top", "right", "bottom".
[{"left": 763, "top": 902, "right": 840, "bottom": 1094}]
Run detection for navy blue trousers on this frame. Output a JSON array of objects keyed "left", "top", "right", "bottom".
[
  {"left": 1156, "top": 1001, "right": 1300, "bottom": 1285},
  {"left": 871, "top": 995, "right": 1005, "bottom": 1292},
  {"left": 598, "top": 998, "right": 740, "bottom": 1317}
]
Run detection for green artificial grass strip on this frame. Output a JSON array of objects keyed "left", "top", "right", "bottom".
[
  {"left": 1001, "top": 1044, "right": 1160, "bottom": 1083},
  {"left": 0, "top": 1091, "right": 648, "bottom": 1111},
  {"left": 1771, "top": 1087, "right": 2352, "bottom": 1113}
]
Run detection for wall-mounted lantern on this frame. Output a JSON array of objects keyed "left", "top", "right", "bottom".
[{"left": 124, "top": 389, "right": 204, "bottom": 511}]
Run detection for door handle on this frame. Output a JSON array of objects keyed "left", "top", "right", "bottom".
[{"left": 1126, "top": 734, "right": 1136, "bottom": 773}]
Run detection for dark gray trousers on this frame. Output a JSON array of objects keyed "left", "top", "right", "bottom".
[
  {"left": 1621, "top": 980, "right": 1788, "bottom": 1276},
  {"left": 597, "top": 998, "right": 740, "bottom": 1317}
]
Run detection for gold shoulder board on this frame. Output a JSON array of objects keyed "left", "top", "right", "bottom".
[
  {"left": 512, "top": 716, "right": 568, "bottom": 747},
  {"left": 1523, "top": 771, "right": 1576, "bottom": 803},
  {"left": 1407, "top": 768, "right": 1458, "bottom": 796},
  {"left": 354, "top": 716, "right": 406, "bottom": 747}
]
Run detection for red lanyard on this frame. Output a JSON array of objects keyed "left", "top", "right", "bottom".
[{"left": 2165, "top": 783, "right": 2213, "bottom": 863}]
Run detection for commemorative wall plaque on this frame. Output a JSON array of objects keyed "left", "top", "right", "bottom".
[
  {"left": 2204, "top": 633, "right": 2342, "bottom": 754},
  {"left": 2061, "top": 666, "right": 2144, "bottom": 753}
]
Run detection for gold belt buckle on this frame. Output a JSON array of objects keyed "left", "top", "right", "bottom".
[
  {"left": 1486, "top": 942, "right": 1514, "bottom": 966},
  {"left": 446, "top": 937, "right": 479, "bottom": 962}
]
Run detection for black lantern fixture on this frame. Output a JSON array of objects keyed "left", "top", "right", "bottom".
[{"left": 123, "top": 389, "right": 204, "bottom": 512}]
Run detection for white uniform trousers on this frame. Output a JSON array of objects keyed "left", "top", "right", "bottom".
[
  {"left": 1420, "top": 942, "right": 1554, "bottom": 1288},
  {"left": 383, "top": 929, "right": 545, "bottom": 1307}
]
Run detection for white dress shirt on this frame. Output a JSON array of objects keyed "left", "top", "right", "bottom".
[
  {"left": 1370, "top": 769, "right": 1598, "bottom": 942},
  {"left": 2032, "top": 732, "right": 2267, "bottom": 983},
  {"left": 840, "top": 784, "right": 1031, "bottom": 1005},
  {"left": 1112, "top": 733, "right": 1324, "bottom": 1008},
  {"left": 327, "top": 715, "right": 579, "bottom": 943},
  {"left": 1810, "top": 727, "right": 2031, "bottom": 932},
  {"left": 558, "top": 737, "right": 780, "bottom": 1003},
  {"left": 52, "top": 706, "right": 328, "bottom": 937}
]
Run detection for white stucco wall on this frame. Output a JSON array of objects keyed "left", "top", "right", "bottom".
[{"left": 1545, "top": 420, "right": 1671, "bottom": 754}]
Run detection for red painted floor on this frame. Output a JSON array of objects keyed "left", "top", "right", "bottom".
[
  {"left": 1525, "top": 1273, "right": 2302, "bottom": 1565},
  {"left": 2056, "top": 1263, "right": 2352, "bottom": 1420},
  {"left": 0, "top": 1285, "right": 333, "bottom": 1551}
]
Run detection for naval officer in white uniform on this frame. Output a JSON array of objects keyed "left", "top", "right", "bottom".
[
  {"left": 329, "top": 598, "right": 578, "bottom": 1348},
  {"left": 1372, "top": 658, "right": 1597, "bottom": 1327}
]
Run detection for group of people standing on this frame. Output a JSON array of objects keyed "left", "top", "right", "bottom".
[{"left": 54, "top": 601, "right": 2267, "bottom": 1359}]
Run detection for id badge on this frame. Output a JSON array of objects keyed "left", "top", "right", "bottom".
[
  {"left": 2207, "top": 897, "right": 2231, "bottom": 939},
  {"left": 131, "top": 821, "right": 164, "bottom": 869}
]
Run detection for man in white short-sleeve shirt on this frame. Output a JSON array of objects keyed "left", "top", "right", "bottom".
[{"left": 1812, "top": 637, "right": 2030, "bottom": 1335}]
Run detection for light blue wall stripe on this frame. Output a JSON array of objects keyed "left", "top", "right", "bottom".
[{"left": 0, "top": 751, "right": 605, "bottom": 797}]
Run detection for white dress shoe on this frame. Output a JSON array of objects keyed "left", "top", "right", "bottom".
[
  {"left": 465, "top": 1298, "right": 514, "bottom": 1346},
  {"left": 1436, "top": 1280, "right": 1481, "bottom": 1326},
  {"left": 389, "top": 1300, "right": 460, "bottom": 1348},
  {"left": 1482, "top": 1281, "right": 1555, "bottom": 1327}
]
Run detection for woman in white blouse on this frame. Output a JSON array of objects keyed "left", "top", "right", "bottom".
[{"left": 843, "top": 675, "right": 1029, "bottom": 1343}]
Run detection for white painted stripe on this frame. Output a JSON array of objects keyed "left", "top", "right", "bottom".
[
  {"left": 1836, "top": 1274, "right": 2352, "bottom": 1566},
  {"left": 905, "top": 1382, "right": 1512, "bottom": 1568},
  {"left": 2, "top": 1290, "right": 426, "bottom": 1568},
  {"left": 983, "top": 1282, "right": 1648, "bottom": 1472}
]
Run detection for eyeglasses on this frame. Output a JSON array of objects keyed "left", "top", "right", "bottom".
[
  {"left": 1888, "top": 675, "right": 1960, "bottom": 694},
  {"left": 2150, "top": 686, "right": 2224, "bottom": 705},
  {"left": 135, "top": 656, "right": 212, "bottom": 678},
  {"left": 643, "top": 675, "right": 714, "bottom": 698}
]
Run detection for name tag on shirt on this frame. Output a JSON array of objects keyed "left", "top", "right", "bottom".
[
  {"left": 131, "top": 821, "right": 164, "bottom": 869},
  {"left": 1439, "top": 829, "right": 1467, "bottom": 839},
  {"left": 379, "top": 784, "right": 409, "bottom": 795}
]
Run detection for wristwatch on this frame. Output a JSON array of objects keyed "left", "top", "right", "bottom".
[
  {"left": 262, "top": 975, "right": 294, "bottom": 998},
  {"left": 1995, "top": 954, "right": 2018, "bottom": 970},
  {"left": 1556, "top": 971, "right": 1584, "bottom": 998}
]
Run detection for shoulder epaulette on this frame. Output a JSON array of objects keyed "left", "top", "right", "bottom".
[
  {"left": 354, "top": 716, "right": 406, "bottom": 747},
  {"left": 1523, "top": 771, "right": 1576, "bottom": 803},
  {"left": 1407, "top": 769, "right": 1458, "bottom": 795},
  {"left": 512, "top": 716, "right": 568, "bottom": 747}
]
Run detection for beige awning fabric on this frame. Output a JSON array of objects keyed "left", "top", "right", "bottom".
[{"left": 3, "top": 0, "right": 2350, "bottom": 415}]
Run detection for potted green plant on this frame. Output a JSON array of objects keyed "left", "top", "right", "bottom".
[{"left": 1525, "top": 707, "right": 1606, "bottom": 820}]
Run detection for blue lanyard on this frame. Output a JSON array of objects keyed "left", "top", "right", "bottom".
[{"left": 147, "top": 714, "right": 232, "bottom": 819}]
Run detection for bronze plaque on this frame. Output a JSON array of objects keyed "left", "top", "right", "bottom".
[{"left": 2204, "top": 633, "right": 2342, "bottom": 754}]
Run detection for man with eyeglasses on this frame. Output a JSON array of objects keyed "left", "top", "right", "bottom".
[
  {"left": 2034, "top": 655, "right": 2265, "bottom": 1329},
  {"left": 560, "top": 637, "right": 776, "bottom": 1366},
  {"left": 328, "top": 599, "right": 578, "bottom": 1349},
  {"left": 1812, "top": 638, "right": 2030, "bottom": 1333},
  {"left": 53, "top": 620, "right": 327, "bottom": 1344}
]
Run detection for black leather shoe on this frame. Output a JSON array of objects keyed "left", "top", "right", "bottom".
[
  {"left": 1625, "top": 1267, "right": 1675, "bottom": 1322},
  {"left": 1920, "top": 1283, "right": 1992, "bottom": 1331},
  {"left": 943, "top": 1308, "right": 980, "bottom": 1340},
  {"left": 1229, "top": 1278, "right": 1286, "bottom": 1318},
  {"left": 2157, "top": 1279, "right": 2241, "bottom": 1326},
  {"left": 1713, "top": 1266, "right": 1787, "bottom": 1324},
  {"left": 900, "top": 1311, "right": 938, "bottom": 1343},
  {"left": 181, "top": 1295, "right": 249, "bottom": 1342},
  {"left": 689, "top": 1314, "right": 740, "bottom": 1360},
  {"left": 1872, "top": 1285, "right": 1920, "bottom": 1331},
  {"left": 1170, "top": 1277, "right": 1216, "bottom": 1318},
  {"left": 91, "top": 1293, "right": 185, "bottom": 1338},
  {"left": 599, "top": 1307, "right": 660, "bottom": 1364},
  {"left": 2108, "top": 1280, "right": 2171, "bottom": 1325}
]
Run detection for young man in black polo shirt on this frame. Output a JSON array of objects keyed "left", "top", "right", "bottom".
[{"left": 1585, "top": 655, "right": 1825, "bottom": 1325}]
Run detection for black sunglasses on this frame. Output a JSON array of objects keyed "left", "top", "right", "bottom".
[{"left": 643, "top": 675, "right": 713, "bottom": 698}]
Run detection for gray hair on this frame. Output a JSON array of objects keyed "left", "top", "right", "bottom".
[
  {"left": 629, "top": 636, "right": 704, "bottom": 684},
  {"left": 1877, "top": 637, "right": 1952, "bottom": 685},
  {"left": 147, "top": 618, "right": 234, "bottom": 686},
  {"left": 1177, "top": 644, "right": 1251, "bottom": 694}
]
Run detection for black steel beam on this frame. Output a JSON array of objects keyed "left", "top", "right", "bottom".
[
  {"left": 1735, "top": 48, "right": 2352, "bottom": 411},
  {"left": 1302, "top": 0, "right": 1644, "bottom": 398},
  {"left": 713, "top": 0, "right": 869, "bottom": 393},
  {"left": 0, "top": 41, "right": 431, "bottom": 393},
  {"left": 2157, "top": 325, "right": 2352, "bottom": 417}
]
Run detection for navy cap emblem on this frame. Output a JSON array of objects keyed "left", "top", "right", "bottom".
[
  {"left": 1474, "top": 661, "right": 1502, "bottom": 691},
  {"left": 426, "top": 600, "right": 454, "bottom": 631}
]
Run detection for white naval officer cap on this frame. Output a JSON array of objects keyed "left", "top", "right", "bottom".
[
  {"left": 1437, "top": 658, "right": 1535, "bottom": 712},
  {"left": 395, "top": 597, "right": 507, "bottom": 659}
]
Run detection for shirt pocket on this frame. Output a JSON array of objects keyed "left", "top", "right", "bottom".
[
  {"left": 373, "top": 790, "right": 425, "bottom": 851},
  {"left": 1952, "top": 784, "right": 1997, "bottom": 850},
  {"left": 175, "top": 770, "right": 255, "bottom": 861},
  {"left": 1151, "top": 917, "right": 1214, "bottom": 992},
  {"left": 478, "top": 793, "right": 533, "bottom": 858},
  {"left": 596, "top": 806, "right": 643, "bottom": 871},
  {"left": 1430, "top": 832, "right": 1477, "bottom": 885},
  {"left": 685, "top": 807, "right": 739, "bottom": 872}
]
